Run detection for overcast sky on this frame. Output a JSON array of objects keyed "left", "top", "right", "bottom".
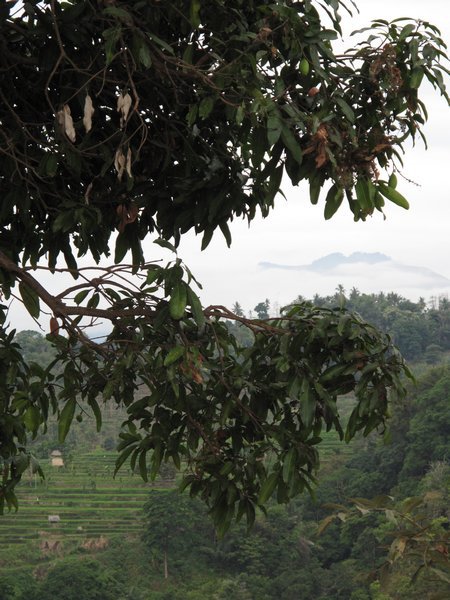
[{"left": 7, "top": 0, "right": 450, "bottom": 331}]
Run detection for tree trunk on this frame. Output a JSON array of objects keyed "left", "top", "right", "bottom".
[{"left": 164, "top": 548, "right": 168, "bottom": 580}]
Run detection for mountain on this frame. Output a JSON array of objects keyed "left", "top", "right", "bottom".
[{"left": 259, "top": 252, "right": 450, "bottom": 289}]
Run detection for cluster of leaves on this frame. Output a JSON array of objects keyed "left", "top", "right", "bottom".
[
  {"left": 1, "top": 253, "right": 411, "bottom": 531},
  {"left": 247, "top": 288, "right": 450, "bottom": 361},
  {"left": 1, "top": 0, "right": 449, "bottom": 529},
  {"left": 0, "top": 0, "right": 449, "bottom": 285},
  {"left": 0, "top": 306, "right": 46, "bottom": 513},
  {"left": 320, "top": 494, "right": 450, "bottom": 589}
]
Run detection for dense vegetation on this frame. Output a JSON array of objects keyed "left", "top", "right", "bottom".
[
  {"left": 243, "top": 290, "right": 450, "bottom": 362},
  {"left": 1, "top": 0, "right": 449, "bottom": 595},
  {"left": 1, "top": 0, "right": 449, "bottom": 524},
  {"left": 1, "top": 306, "right": 448, "bottom": 599}
]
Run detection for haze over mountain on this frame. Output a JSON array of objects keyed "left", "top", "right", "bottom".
[{"left": 259, "top": 252, "right": 450, "bottom": 289}]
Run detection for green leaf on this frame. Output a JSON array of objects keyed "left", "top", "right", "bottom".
[
  {"left": 335, "top": 97, "right": 355, "bottom": 123},
  {"left": 13, "top": 453, "right": 29, "bottom": 476},
  {"left": 300, "top": 379, "right": 316, "bottom": 428},
  {"left": 138, "top": 42, "right": 152, "bottom": 68},
  {"left": 377, "top": 183, "right": 410, "bottom": 209},
  {"left": 309, "top": 171, "right": 323, "bottom": 205},
  {"left": 186, "top": 104, "right": 198, "bottom": 127},
  {"left": 388, "top": 173, "right": 398, "bottom": 188},
  {"left": 187, "top": 287, "right": 205, "bottom": 329},
  {"left": 103, "top": 25, "right": 122, "bottom": 65},
  {"left": 199, "top": 96, "right": 214, "bottom": 119},
  {"left": 58, "top": 398, "right": 76, "bottom": 443},
  {"left": 169, "top": 282, "right": 187, "bottom": 320},
  {"left": 258, "top": 472, "right": 279, "bottom": 505},
  {"left": 164, "top": 345, "right": 185, "bottom": 367},
  {"left": 219, "top": 222, "right": 232, "bottom": 247},
  {"left": 171, "top": 452, "right": 181, "bottom": 470},
  {"left": 409, "top": 68, "right": 424, "bottom": 89},
  {"left": 281, "top": 125, "right": 302, "bottom": 165},
  {"left": 138, "top": 450, "right": 148, "bottom": 482},
  {"left": 201, "top": 228, "right": 213, "bottom": 250},
  {"left": 355, "top": 178, "right": 374, "bottom": 211},
  {"left": 236, "top": 104, "right": 244, "bottom": 125},
  {"left": 324, "top": 184, "right": 344, "bottom": 220},
  {"left": 246, "top": 501, "right": 256, "bottom": 531},
  {"left": 114, "top": 444, "right": 137, "bottom": 476},
  {"left": 87, "top": 292, "right": 99, "bottom": 309},
  {"left": 148, "top": 33, "right": 175, "bottom": 55},
  {"left": 282, "top": 448, "right": 297, "bottom": 484},
  {"left": 267, "top": 115, "right": 282, "bottom": 145},
  {"left": 74, "top": 289, "right": 90, "bottom": 305},
  {"left": 103, "top": 6, "right": 133, "bottom": 23},
  {"left": 266, "top": 164, "right": 284, "bottom": 205},
  {"left": 45, "top": 154, "right": 59, "bottom": 177},
  {"left": 153, "top": 238, "right": 177, "bottom": 252},
  {"left": 114, "top": 233, "right": 129, "bottom": 263},
  {"left": 251, "top": 127, "right": 267, "bottom": 167},
  {"left": 150, "top": 444, "right": 162, "bottom": 480},
  {"left": 51, "top": 211, "right": 75, "bottom": 233},
  {"left": 23, "top": 406, "right": 41, "bottom": 433},
  {"left": 190, "top": 0, "right": 201, "bottom": 28},
  {"left": 89, "top": 398, "right": 102, "bottom": 432},
  {"left": 19, "top": 282, "right": 40, "bottom": 319}
]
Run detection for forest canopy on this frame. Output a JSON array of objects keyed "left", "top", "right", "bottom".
[{"left": 0, "top": 0, "right": 449, "bottom": 528}]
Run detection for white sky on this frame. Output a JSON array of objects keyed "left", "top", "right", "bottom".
[{"left": 7, "top": 0, "right": 450, "bottom": 331}]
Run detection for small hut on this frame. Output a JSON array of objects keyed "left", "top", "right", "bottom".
[
  {"left": 48, "top": 515, "right": 60, "bottom": 525},
  {"left": 50, "top": 450, "right": 64, "bottom": 467}
]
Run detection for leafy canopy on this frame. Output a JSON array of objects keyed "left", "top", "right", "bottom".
[{"left": 0, "top": 0, "right": 448, "bottom": 530}]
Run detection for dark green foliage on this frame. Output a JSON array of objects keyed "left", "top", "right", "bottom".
[
  {"left": 254, "top": 299, "right": 270, "bottom": 319},
  {"left": 1, "top": 0, "right": 447, "bottom": 273},
  {"left": 400, "top": 370, "right": 450, "bottom": 483},
  {"left": 28, "top": 558, "right": 122, "bottom": 600},
  {"left": 0, "top": 581, "right": 15, "bottom": 600},
  {"left": 142, "top": 490, "right": 332, "bottom": 598},
  {"left": 0, "top": 0, "right": 449, "bottom": 529},
  {"left": 1, "top": 271, "right": 411, "bottom": 526},
  {"left": 1, "top": 362, "right": 449, "bottom": 599},
  {"left": 0, "top": 313, "right": 47, "bottom": 513},
  {"left": 13, "top": 331, "right": 57, "bottom": 367},
  {"left": 311, "top": 289, "right": 450, "bottom": 360},
  {"left": 143, "top": 490, "right": 212, "bottom": 577}
]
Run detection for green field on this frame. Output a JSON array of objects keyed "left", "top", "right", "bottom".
[
  {"left": 0, "top": 394, "right": 356, "bottom": 582},
  {"left": 0, "top": 451, "right": 169, "bottom": 551}
]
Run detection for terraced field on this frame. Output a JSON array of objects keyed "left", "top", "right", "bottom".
[
  {"left": 0, "top": 450, "right": 169, "bottom": 551},
  {"left": 0, "top": 394, "right": 356, "bottom": 575}
]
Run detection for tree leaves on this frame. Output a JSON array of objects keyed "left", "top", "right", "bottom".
[
  {"left": 1, "top": 1, "right": 448, "bottom": 269},
  {"left": 169, "top": 282, "right": 187, "bottom": 320},
  {"left": 257, "top": 472, "right": 280, "bottom": 505},
  {"left": 164, "top": 345, "right": 185, "bottom": 366},
  {"left": 324, "top": 184, "right": 344, "bottom": 219},
  {"left": 19, "top": 282, "right": 40, "bottom": 319},
  {"left": 377, "top": 183, "right": 410, "bottom": 209},
  {"left": 0, "top": 0, "right": 446, "bottom": 532},
  {"left": 2, "top": 266, "right": 413, "bottom": 529},
  {"left": 299, "top": 378, "right": 316, "bottom": 428},
  {"left": 58, "top": 398, "right": 76, "bottom": 443}
]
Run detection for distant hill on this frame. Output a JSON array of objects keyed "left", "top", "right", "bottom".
[{"left": 259, "top": 252, "right": 450, "bottom": 289}]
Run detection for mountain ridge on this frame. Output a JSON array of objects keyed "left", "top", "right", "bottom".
[{"left": 259, "top": 252, "right": 450, "bottom": 287}]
